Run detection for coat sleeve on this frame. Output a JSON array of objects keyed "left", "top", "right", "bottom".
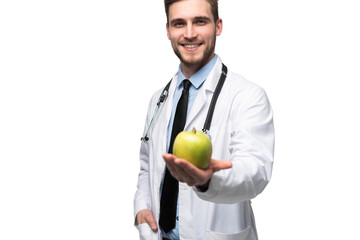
[{"left": 195, "top": 85, "right": 275, "bottom": 204}]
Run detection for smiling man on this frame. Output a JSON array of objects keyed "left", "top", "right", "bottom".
[
  {"left": 134, "top": 0, "right": 275, "bottom": 239},
  {"left": 166, "top": 0, "right": 221, "bottom": 79}
]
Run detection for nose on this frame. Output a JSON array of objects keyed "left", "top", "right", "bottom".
[{"left": 184, "top": 23, "right": 197, "bottom": 39}]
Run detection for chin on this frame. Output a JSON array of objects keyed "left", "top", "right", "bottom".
[
  {"left": 182, "top": 56, "right": 204, "bottom": 65},
  {"left": 178, "top": 52, "right": 207, "bottom": 66}
]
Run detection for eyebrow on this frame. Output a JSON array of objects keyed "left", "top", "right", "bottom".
[
  {"left": 194, "top": 16, "right": 211, "bottom": 22},
  {"left": 170, "top": 16, "right": 211, "bottom": 25}
]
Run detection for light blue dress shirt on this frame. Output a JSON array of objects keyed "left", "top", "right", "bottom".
[{"left": 161, "top": 55, "right": 218, "bottom": 240}]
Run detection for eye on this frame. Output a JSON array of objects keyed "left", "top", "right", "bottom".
[
  {"left": 172, "top": 21, "right": 185, "bottom": 27},
  {"left": 194, "top": 18, "right": 208, "bottom": 25}
]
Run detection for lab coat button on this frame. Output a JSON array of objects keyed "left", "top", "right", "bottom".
[{"left": 176, "top": 216, "right": 179, "bottom": 221}]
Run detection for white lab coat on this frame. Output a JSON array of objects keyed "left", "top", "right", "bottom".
[{"left": 134, "top": 58, "right": 274, "bottom": 240}]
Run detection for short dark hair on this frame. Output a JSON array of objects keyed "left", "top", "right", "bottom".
[{"left": 164, "top": 0, "right": 219, "bottom": 23}]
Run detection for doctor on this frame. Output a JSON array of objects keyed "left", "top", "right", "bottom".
[{"left": 134, "top": 0, "right": 274, "bottom": 239}]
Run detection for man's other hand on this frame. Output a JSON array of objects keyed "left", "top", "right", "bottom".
[{"left": 136, "top": 209, "right": 158, "bottom": 231}]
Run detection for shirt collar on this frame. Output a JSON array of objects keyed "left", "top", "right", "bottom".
[{"left": 177, "top": 55, "right": 218, "bottom": 89}]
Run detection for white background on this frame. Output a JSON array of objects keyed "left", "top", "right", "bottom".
[{"left": 1, "top": 0, "right": 359, "bottom": 239}]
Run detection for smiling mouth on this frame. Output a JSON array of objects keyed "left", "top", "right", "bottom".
[{"left": 182, "top": 43, "right": 202, "bottom": 50}]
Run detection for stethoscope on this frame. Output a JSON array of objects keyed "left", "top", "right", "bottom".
[{"left": 141, "top": 63, "right": 227, "bottom": 142}]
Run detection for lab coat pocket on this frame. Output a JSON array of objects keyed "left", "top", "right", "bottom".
[
  {"left": 136, "top": 223, "right": 153, "bottom": 240},
  {"left": 206, "top": 225, "right": 255, "bottom": 240}
]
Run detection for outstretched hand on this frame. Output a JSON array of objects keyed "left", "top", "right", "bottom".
[{"left": 162, "top": 153, "right": 232, "bottom": 188}]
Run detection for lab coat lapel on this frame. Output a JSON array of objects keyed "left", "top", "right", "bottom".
[
  {"left": 185, "top": 58, "right": 223, "bottom": 130},
  {"left": 161, "top": 74, "right": 178, "bottom": 152}
]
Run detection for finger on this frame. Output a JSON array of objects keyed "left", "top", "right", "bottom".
[
  {"left": 162, "top": 153, "right": 175, "bottom": 161},
  {"left": 211, "top": 160, "right": 232, "bottom": 172},
  {"left": 164, "top": 160, "right": 178, "bottom": 178},
  {"left": 163, "top": 153, "right": 177, "bottom": 173},
  {"left": 173, "top": 160, "right": 197, "bottom": 185},
  {"left": 175, "top": 159, "right": 210, "bottom": 185},
  {"left": 145, "top": 212, "right": 158, "bottom": 231},
  {"left": 164, "top": 155, "right": 199, "bottom": 185},
  {"left": 165, "top": 157, "right": 194, "bottom": 183}
]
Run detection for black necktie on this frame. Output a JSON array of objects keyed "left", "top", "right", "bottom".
[{"left": 159, "top": 80, "right": 191, "bottom": 233}]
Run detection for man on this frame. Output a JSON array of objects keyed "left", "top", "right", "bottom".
[{"left": 134, "top": 0, "right": 274, "bottom": 239}]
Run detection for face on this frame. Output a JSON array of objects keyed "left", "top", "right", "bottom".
[{"left": 166, "top": 0, "right": 222, "bottom": 70}]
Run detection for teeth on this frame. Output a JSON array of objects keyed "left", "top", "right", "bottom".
[{"left": 184, "top": 44, "right": 199, "bottom": 48}]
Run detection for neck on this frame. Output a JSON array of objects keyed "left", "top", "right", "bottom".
[
  {"left": 180, "top": 53, "right": 215, "bottom": 79},
  {"left": 180, "top": 64, "right": 200, "bottom": 79}
]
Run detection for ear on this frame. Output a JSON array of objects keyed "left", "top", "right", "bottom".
[
  {"left": 215, "top": 18, "right": 223, "bottom": 36},
  {"left": 166, "top": 23, "right": 170, "bottom": 40}
]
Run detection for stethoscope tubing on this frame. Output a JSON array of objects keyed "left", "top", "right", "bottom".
[{"left": 141, "top": 63, "right": 227, "bottom": 142}]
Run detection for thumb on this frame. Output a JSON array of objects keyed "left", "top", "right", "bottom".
[
  {"left": 211, "top": 159, "right": 232, "bottom": 172},
  {"left": 145, "top": 212, "right": 158, "bottom": 231}
]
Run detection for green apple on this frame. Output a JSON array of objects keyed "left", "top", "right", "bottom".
[{"left": 173, "top": 127, "right": 212, "bottom": 169}]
